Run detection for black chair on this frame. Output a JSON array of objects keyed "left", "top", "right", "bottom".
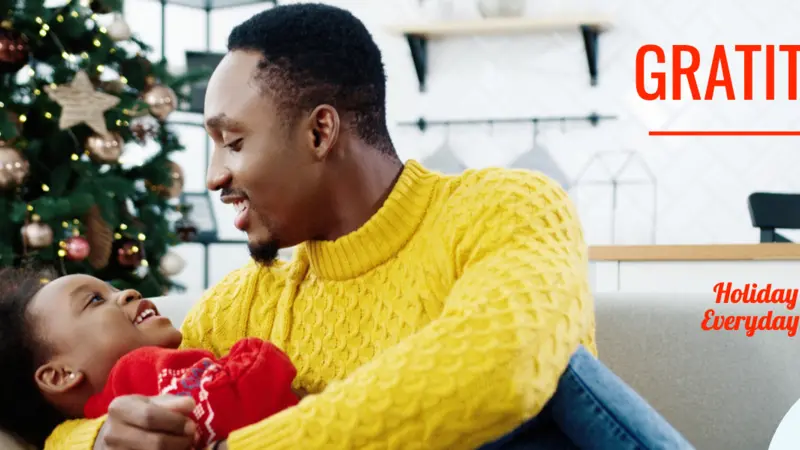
[{"left": 747, "top": 192, "right": 800, "bottom": 243}]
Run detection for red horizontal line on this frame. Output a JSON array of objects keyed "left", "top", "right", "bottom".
[{"left": 650, "top": 130, "right": 800, "bottom": 136}]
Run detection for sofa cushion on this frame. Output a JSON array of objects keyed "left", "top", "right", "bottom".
[{"left": 595, "top": 292, "right": 800, "bottom": 450}]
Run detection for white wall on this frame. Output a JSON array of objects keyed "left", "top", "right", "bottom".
[{"left": 121, "top": 0, "right": 800, "bottom": 294}]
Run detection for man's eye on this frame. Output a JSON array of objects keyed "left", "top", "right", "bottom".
[{"left": 224, "top": 138, "right": 243, "bottom": 151}]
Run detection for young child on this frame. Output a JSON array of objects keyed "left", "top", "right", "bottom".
[{"left": 0, "top": 267, "right": 299, "bottom": 449}]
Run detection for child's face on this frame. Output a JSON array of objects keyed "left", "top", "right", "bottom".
[{"left": 28, "top": 274, "right": 182, "bottom": 415}]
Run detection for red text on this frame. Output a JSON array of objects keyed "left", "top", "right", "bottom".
[{"left": 635, "top": 44, "right": 800, "bottom": 100}]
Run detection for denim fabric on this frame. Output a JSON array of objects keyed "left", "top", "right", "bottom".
[{"left": 479, "top": 346, "right": 694, "bottom": 450}]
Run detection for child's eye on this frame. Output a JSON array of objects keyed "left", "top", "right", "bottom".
[{"left": 89, "top": 294, "right": 104, "bottom": 304}]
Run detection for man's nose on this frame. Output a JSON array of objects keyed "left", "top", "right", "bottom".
[
  {"left": 116, "top": 289, "right": 142, "bottom": 306},
  {"left": 207, "top": 153, "right": 232, "bottom": 191}
]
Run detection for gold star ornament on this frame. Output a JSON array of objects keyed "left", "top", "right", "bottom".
[{"left": 44, "top": 70, "right": 120, "bottom": 136}]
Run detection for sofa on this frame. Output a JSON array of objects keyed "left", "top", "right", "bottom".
[{"left": 2, "top": 292, "right": 796, "bottom": 449}]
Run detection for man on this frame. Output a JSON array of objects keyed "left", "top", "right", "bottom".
[{"left": 46, "top": 4, "right": 690, "bottom": 450}]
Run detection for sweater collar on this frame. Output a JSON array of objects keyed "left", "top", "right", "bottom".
[{"left": 304, "top": 160, "right": 437, "bottom": 280}]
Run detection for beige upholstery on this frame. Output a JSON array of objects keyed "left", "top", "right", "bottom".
[
  {"left": 594, "top": 292, "right": 799, "bottom": 450},
  {"left": 3, "top": 292, "right": 795, "bottom": 449}
]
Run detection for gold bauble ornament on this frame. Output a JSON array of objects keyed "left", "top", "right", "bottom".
[
  {"left": 101, "top": 79, "right": 126, "bottom": 94},
  {"left": 21, "top": 221, "right": 54, "bottom": 249},
  {"left": 0, "top": 143, "right": 29, "bottom": 190},
  {"left": 142, "top": 84, "right": 177, "bottom": 120},
  {"left": 146, "top": 161, "right": 183, "bottom": 198},
  {"left": 106, "top": 14, "right": 132, "bottom": 42},
  {"left": 166, "top": 161, "right": 184, "bottom": 198},
  {"left": 86, "top": 132, "right": 124, "bottom": 164}
]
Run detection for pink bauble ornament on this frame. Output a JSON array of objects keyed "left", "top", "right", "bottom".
[{"left": 65, "top": 236, "right": 90, "bottom": 261}]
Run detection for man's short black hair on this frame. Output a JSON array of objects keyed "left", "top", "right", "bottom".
[
  {"left": 0, "top": 267, "right": 66, "bottom": 447},
  {"left": 228, "top": 3, "right": 395, "bottom": 155}
]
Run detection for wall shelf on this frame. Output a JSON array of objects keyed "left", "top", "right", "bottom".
[{"left": 388, "top": 15, "right": 613, "bottom": 91}]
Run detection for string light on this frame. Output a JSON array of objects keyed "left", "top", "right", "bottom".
[
  {"left": 18, "top": 114, "right": 26, "bottom": 123},
  {"left": 120, "top": 76, "right": 128, "bottom": 84},
  {"left": 44, "top": 112, "right": 52, "bottom": 119},
  {"left": 26, "top": 205, "right": 33, "bottom": 211},
  {"left": 71, "top": 154, "right": 79, "bottom": 161},
  {"left": 138, "top": 233, "right": 146, "bottom": 241},
  {"left": 120, "top": 223, "right": 127, "bottom": 230},
  {"left": 62, "top": 221, "right": 69, "bottom": 228},
  {"left": 41, "top": 184, "right": 49, "bottom": 192},
  {"left": 56, "top": 15, "right": 64, "bottom": 22},
  {"left": 93, "top": 39, "right": 101, "bottom": 47},
  {"left": 114, "top": 233, "right": 122, "bottom": 239},
  {"left": 58, "top": 249, "right": 67, "bottom": 257}
]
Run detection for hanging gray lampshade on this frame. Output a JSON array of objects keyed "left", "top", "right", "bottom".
[
  {"left": 423, "top": 146, "right": 467, "bottom": 175},
  {"left": 511, "top": 144, "right": 571, "bottom": 190}
]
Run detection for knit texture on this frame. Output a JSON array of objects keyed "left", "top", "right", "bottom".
[
  {"left": 45, "top": 160, "right": 596, "bottom": 450},
  {"left": 82, "top": 338, "right": 298, "bottom": 447}
]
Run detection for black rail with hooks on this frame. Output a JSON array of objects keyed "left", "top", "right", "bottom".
[{"left": 397, "top": 113, "right": 618, "bottom": 132}]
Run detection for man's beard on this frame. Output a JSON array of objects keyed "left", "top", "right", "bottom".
[{"left": 249, "top": 240, "right": 280, "bottom": 265}]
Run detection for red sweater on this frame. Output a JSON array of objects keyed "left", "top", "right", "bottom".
[{"left": 84, "top": 338, "right": 299, "bottom": 447}]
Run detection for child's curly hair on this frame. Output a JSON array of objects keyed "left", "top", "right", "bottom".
[{"left": 0, "top": 266, "right": 67, "bottom": 447}]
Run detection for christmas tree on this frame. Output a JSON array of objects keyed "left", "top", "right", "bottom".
[{"left": 0, "top": 0, "right": 197, "bottom": 296}]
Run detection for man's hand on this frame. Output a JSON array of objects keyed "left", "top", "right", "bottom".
[{"left": 94, "top": 395, "right": 197, "bottom": 450}]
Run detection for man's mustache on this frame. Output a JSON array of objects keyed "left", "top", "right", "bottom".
[{"left": 221, "top": 188, "right": 247, "bottom": 199}]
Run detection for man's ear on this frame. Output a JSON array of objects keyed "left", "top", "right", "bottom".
[
  {"left": 34, "top": 362, "right": 84, "bottom": 395},
  {"left": 307, "top": 105, "right": 340, "bottom": 160}
]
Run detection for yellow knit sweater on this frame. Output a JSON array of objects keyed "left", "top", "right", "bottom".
[{"left": 45, "top": 160, "right": 596, "bottom": 450}]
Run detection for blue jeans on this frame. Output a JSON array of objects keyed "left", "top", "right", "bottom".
[{"left": 479, "top": 346, "right": 694, "bottom": 450}]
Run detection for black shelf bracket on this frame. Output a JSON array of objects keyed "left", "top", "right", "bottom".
[
  {"left": 405, "top": 34, "right": 428, "bottom": 92},
  {"left": 403, "top": 23, "right": 606, "bottom": 92},
  {"left": 580, "top": 24, "right": 601, "bottom": 86}
]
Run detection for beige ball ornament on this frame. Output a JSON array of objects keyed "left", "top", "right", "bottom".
[
  {"left": 159, "top": 251, "right": 185, "bottom": 276},
  {"left": 0, "top": 143, "right": 29, "bottom": 190},
  {"left": 86, "top": 132, "right": 124, "bottom": 164},
  {"left": 106, "top": 14, "right": 132, "bottom": 42},
  {"left": 143, "top": 84, "right": 178, "bottom": 120},
  {"left": 22, "top": 221, "right": 54, "bottom": 249}
]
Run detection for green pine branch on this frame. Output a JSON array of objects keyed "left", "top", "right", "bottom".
[{"left": 0, "top": 0, "right": 202, "bottom": 296}]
